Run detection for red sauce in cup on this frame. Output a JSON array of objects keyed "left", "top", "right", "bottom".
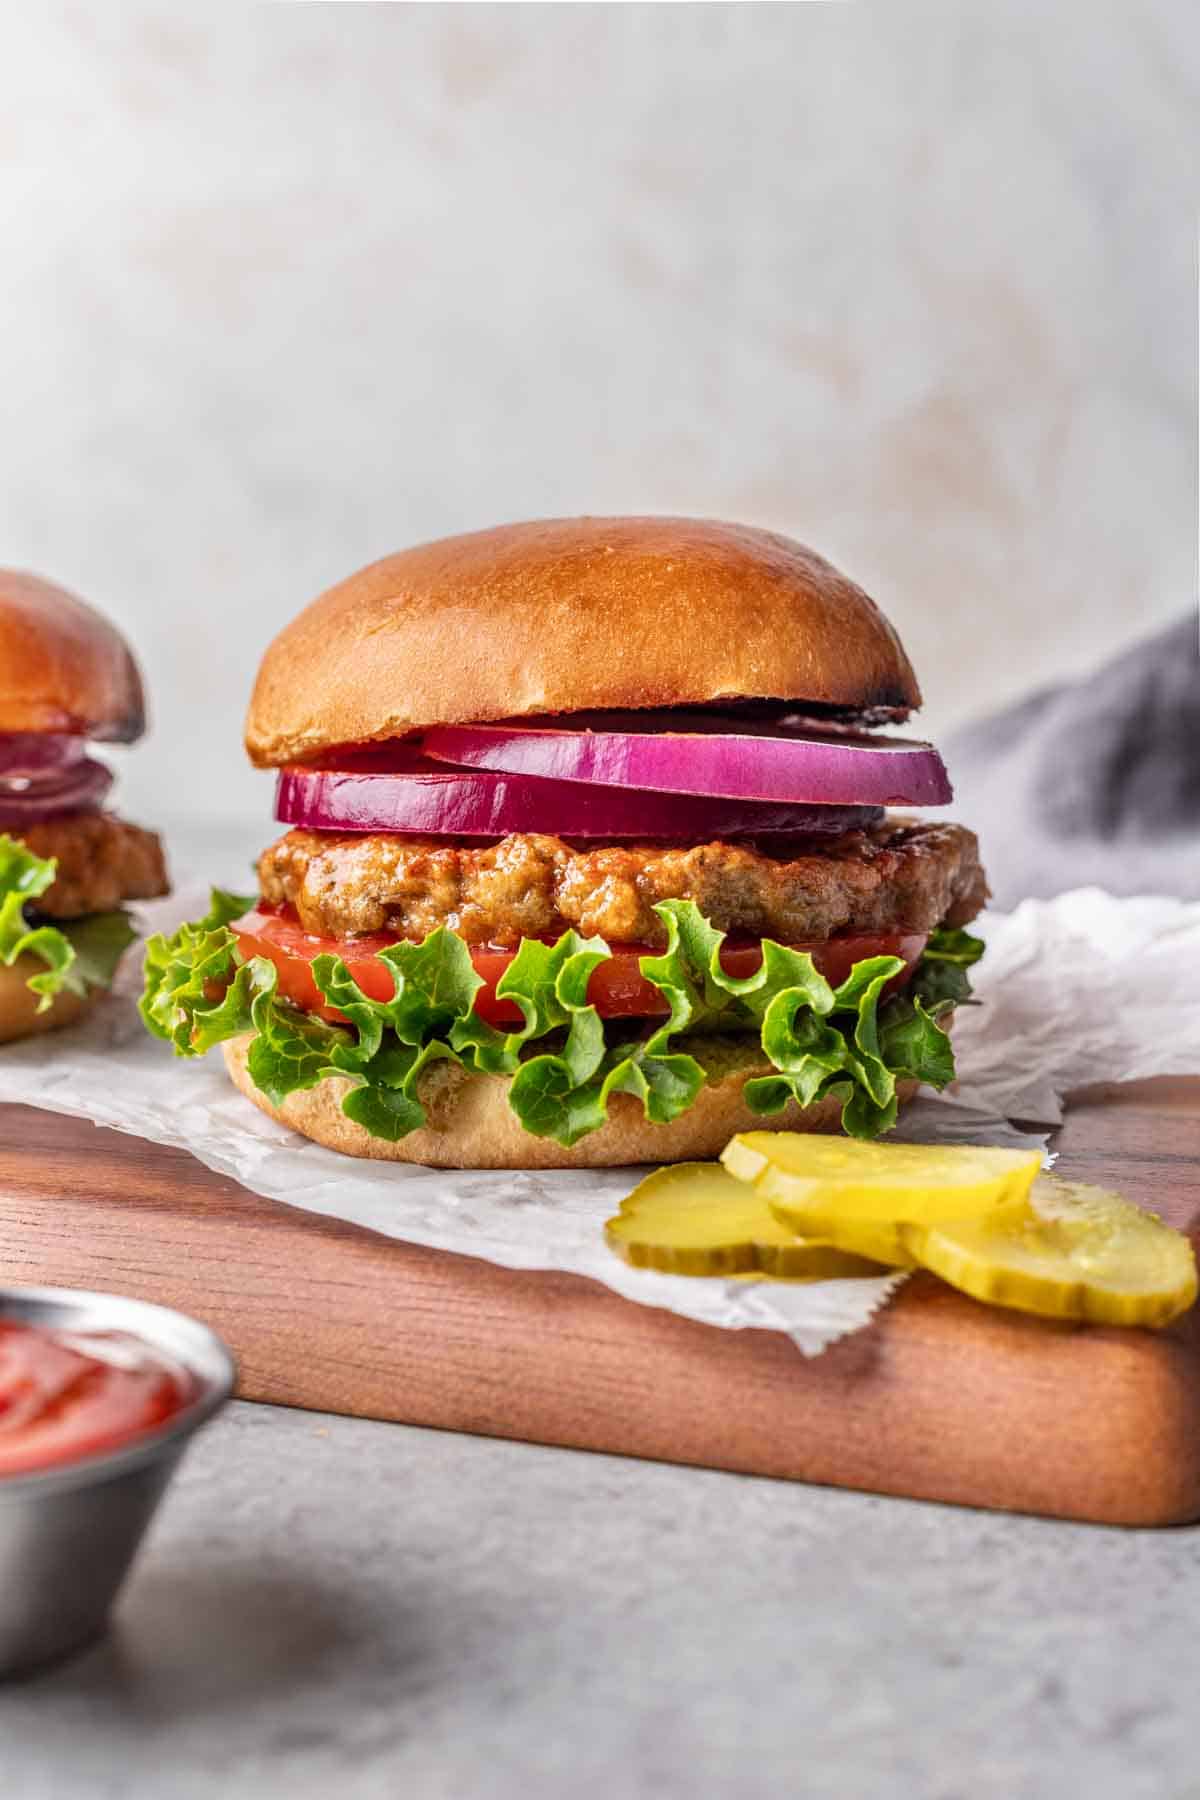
[{"left": 0, "top": 1319, "right": 196, "bottom": 1478}]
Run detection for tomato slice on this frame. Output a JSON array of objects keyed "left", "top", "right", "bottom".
[{"left": 232, "top": 907, "right": 926, "bottom": 1028}]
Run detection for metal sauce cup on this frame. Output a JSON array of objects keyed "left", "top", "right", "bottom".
[{"left": 0, "top": 1286, "right": 235, "bottom": 1679}]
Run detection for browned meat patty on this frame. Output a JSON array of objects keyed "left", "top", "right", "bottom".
[
  {"left": 18, "top": 812, "right": 170, "bottom": 919},
  {"left": 259, "top": 821, "right": 988, "bottom": 948}
]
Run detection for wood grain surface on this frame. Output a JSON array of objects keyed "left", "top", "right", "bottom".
[{"left": 0, "top": 1078, "right": 1196, "bottom": 1525}]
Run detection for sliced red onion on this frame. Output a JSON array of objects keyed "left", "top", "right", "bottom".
[
  {"left": 0, "top": 756, "right": 113, "bottom": 826},
  {"left": 0, "top": 734, "right": 86, "bottom": 778},
  {"left": 421, "top": 722, "right": 951, "bottom": 807},
  {"left": 276, "top": 749, "right": 883, "bottom": 839}
]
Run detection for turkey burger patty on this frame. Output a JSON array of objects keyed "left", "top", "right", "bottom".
[
  {"left": 258, "top": 819, "right": 987, "bottom": 949},
  {"left": 19, "top": 811, "right": 169, "bottom": 919},
  {"left": 0, "top": 568, "right": 171, "bottom": 1044}
]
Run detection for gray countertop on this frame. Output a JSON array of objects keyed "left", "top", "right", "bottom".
[{"left": 3, "top": 1402, "right": 1197, "bottom": 1800}]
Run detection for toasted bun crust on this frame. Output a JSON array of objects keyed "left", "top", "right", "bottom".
[
  {"left": 0, "top": 957, "right": 99, "bottom": 1045},
  {"left": 245, "top": 517, "right": 920, "bottom": 768},
  {"left": 222, "top": 1034, "right": 920, "bottom": 1170},
  {"left": 0, "top": 571, "right": 145, "bottom": 742}
]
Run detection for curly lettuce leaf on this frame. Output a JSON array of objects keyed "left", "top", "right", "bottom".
[
  {"left": 644, "top": 902, "right": 959, "bottom": 1139},
  {"left": 143, "top": 907, "right": 488, "bottom": 1140},
  {"left": 141, "top": 891, "right": 981, "bottom": 1148},
  {"left": 315, "top": 927, "right": 486, "bottom": 1056},
  {"left": 140, "top": 888, "right": 257, "bottom": 1046},
  {"left": 0, "top": 833, "right": 136, "bottom": 1007},
  {"left": 503, "top": 925, "right": 707, "bottom": 1146},
  {"left": 447, "top": 930, "right": 607, "bottom": 1074},
  {"left": 341, "top": 1040, "right": 463, "bottom": 1141},
  {"left": 57, "top": 911, "right": 138, "bottom": 993},
  {"left": 910, "top": 923, "right": 986, "bottom": 1015}
]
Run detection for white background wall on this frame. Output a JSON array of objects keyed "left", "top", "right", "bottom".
[{"left": 1, "top": 4, "right": 1195, "bottom": 846}]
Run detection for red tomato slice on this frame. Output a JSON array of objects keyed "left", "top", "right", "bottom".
[{"left": 232, "top": 907, "right": 926, "bottom": 1028}]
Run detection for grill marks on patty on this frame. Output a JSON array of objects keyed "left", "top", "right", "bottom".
[
  {"left": 17, "top": 812, "right": 169, "bottom": 918},
  {"left": 258, "top": 821, "right": 988, "bottom": 949}
]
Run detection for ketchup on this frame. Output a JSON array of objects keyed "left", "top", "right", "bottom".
[{"left": 0, "top": 1320, "right": 196, "bottom": 1478}]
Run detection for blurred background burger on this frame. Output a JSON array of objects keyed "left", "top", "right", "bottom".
[{"left": 0, "top": 572, "right": 168, "bottom": 1041}]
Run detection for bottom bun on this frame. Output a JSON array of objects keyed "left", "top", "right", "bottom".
[
  {"left": 0, "top": 956, "right": 97, "bottom": 1045},
  {"left": 223, "top": 1034, "right": 921, "bottom": 1170}
]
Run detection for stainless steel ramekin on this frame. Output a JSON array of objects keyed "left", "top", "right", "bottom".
[{"left": 0, "top": 1285, "right": 235, "bottom": 1678}]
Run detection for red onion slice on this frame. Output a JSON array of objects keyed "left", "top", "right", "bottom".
[
  {"left": 276, "top": 750, "right": 883, "bottom": 839},
  {"left": 421, "top": 722, "right": 951, "bottom": 807},
  {"left": 0, "top": 756, "right": 113, "bottom": 826},
  {"left": 0, "top": 734, "right": 86, "bottom": 778}
]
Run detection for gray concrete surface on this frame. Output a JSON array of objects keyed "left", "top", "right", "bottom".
[{"left": 4, "top": 1402, "right": 1198, "bottom": 1800}]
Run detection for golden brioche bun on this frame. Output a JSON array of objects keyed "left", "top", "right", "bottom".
[
  {"left": 222, "top": 1033, "right": 921, "bottom": 1170},
  {"left": 0, "top": 956, "right": 98, "bottom": 1044},
  {"left": 245, "top": 516, "right": 920, "bottom": 767},
  {"left": 0, "top": 571, "right": 145, "bottom": 742}
]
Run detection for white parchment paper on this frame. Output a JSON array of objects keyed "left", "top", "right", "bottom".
[{"left": 1, "top": 884, "right": 1197, "bottom": 1354}]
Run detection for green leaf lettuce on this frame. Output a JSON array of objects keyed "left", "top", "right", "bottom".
[
  {"left": 141, "top": 892, "right": 984, "bottom": 1150},
  {"left": 0, "top": 833, "right": 136, "bottom": 1008}
]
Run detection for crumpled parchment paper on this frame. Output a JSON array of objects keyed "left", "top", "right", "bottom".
[{"left": 1, "top": 884, "right": 1196, "bottom": 1354}]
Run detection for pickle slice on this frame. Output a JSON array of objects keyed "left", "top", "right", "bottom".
[
  {"left": 604, "top": 1162, "right": 888, "bottom": 1279},
  {"left": 722, "top": 1133, "right": 1042, "bottom": 1266},
  {"left": 902, "top": 1176, "right": 1198, "bottom": 1328}
]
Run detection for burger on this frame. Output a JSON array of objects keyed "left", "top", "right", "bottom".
[
  {"left": 141, "top": 517, "right": 987, "bottom": 1168},
  {"left": 0, "top": 571, "right": 169, "bottom": 1041}
]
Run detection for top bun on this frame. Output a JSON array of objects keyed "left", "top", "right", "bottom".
[
  {"left": 245, "top": 516, "right": 920, "bottom": 768},
  {"left": 0, "top": 571, "right": 146, "bottom": 742}
]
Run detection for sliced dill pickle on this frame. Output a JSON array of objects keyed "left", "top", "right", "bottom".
[
  {"left": 902, "top": 1176, "right": 1198, "bottom": 1328},
  {"left": 604, "top": 1162, "right": 888, "bottom": 1279},
  {"left": 722, "top": 1133, "right": 1042, "bottom": 1266}
]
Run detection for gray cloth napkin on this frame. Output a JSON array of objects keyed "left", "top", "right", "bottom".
[{"left": 944, "top": 615, "right": 1199, "bottom": 908}]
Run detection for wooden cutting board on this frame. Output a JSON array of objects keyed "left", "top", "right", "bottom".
[{"left": 0, "top": 1078, "right": 1196, "bottom": 1525}]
